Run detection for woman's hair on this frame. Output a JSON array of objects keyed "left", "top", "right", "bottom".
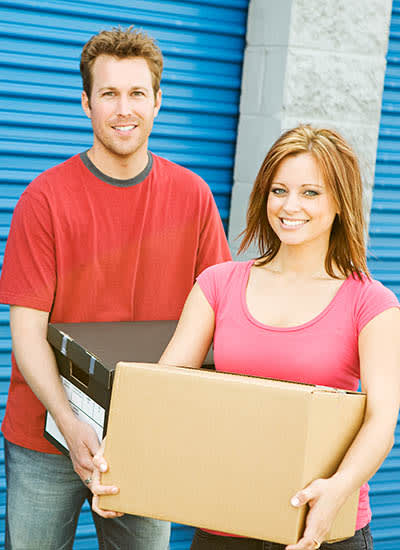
[
  {"left": 80, "top": 26, "right": 163, "bottom": 102},
  {"left": 238, "top": 124, "right": 369, "bottom": 279}
]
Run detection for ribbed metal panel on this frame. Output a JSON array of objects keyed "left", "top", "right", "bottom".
[
  {"left": 0, "top": 1, "right": 249, "bottom": 548},
  {"left": 368, "top": 2, "right": 400, "bottom": 548}
]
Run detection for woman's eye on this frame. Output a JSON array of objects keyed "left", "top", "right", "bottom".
[
  {"left": 271, "top": 188, "right": 286, "bottom": 195},
  {"left": 304, "top": 190, "right": 319, "bottom": 197}
]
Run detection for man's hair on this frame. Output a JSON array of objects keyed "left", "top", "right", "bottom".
[
  {"left": 80, "top": 26, "right": 163, "bottom": 100},
  {"left": 239, "top": 124, "right": 369, "bottom": 280}
]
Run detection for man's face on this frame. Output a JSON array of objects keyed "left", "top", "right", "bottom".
[{"left": 82, "top": 55, "right": 161, "bottom": 164}]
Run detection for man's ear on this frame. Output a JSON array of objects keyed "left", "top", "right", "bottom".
[
  {"left": 81, "top": 91, "right": 91, "bottom": 119},
  {"left": 154, "top": 88, "right": 162, "bottom": 117}
]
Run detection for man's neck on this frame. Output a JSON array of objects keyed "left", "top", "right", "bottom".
[{"left": 86, "top": 145, "right": 149, "bottom": 180}]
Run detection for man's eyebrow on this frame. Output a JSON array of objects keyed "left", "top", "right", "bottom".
[{"left": 97, "top": 85, "right": 150, "bottom": 92}]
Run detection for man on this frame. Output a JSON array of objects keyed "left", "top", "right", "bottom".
[{"left": 0, "top": 27, "right": 231, "bottom": 550}]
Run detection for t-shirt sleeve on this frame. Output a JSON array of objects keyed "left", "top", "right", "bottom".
[
  {"left": 355, "top": 278, "right": 399, "bottom": 334},
  {"left": 196, "top": 264, "right": 219, "bottom": 311},
  {"left": 194, "top": 184, "right": 231, "bottom": 277},
  {"left": 196, "top": 261, "right": 234, "bottom": 312},
  {"left": 0, "top": 189, "right": 56, "bottom": 311}
]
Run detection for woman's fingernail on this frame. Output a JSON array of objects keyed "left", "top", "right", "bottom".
[
  {"left": 112, "top": 487, "right": 118, "bottom": 494},
  {"left": 100, "top": 464, "right": 107, "bottom": 472},
  {"left": 291, "top": 496, "right": 300, "bottom": 507}
]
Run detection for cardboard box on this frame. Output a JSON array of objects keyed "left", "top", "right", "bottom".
[
  {"left": 100, "top": 362, "right": 366, "bottom": 545},
  {"left": 45, "top": 321, "right": 213, "bottom": 454}
]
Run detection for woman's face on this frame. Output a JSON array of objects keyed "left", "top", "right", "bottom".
[{"left": 267, "top": 153, "right": 338, "bottom": 248}]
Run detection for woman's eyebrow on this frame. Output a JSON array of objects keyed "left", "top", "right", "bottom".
[{"left": 271, "top": 181, "right": 324, "bottom": 188}]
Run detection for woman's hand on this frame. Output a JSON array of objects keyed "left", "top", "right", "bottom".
[
  {"left": 285, "top": 476, "right": 347, "bottom": 550},
  {"left": 90, "top": 438, "right": 124, "bottom": 519}
]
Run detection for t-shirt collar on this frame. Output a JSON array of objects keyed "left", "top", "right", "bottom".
[{"left": 80, "top": 150, "right": 153, "bottom": 187}]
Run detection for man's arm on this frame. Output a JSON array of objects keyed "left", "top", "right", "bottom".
[
  {"left": 195, "top": 185, "right": 231, "bottom": 277},
  {"left": 10, "top": 305, "right": 100, "bottom": 482}
]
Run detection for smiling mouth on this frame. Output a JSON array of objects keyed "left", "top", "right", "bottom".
[
  {"left": 113, "top": 125, "right": 137, "bottom": 132},
  {"left": 280, "top": 218, "right": 308, "bottom": 227}
]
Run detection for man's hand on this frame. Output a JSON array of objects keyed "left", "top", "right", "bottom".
[
  {"left": 63, "top": 417, "right": 101, "bottom": 483},
  {"left": 91, "top": 438, "right": 123, "bottom": 518}
]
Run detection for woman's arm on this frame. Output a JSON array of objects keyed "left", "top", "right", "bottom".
[
  {"left": 91, "top": 282, "right": 216, "bottom": 517},
  {"left": 159, "top": 282, "right": 215, "bottom": 368},
  {"left": 287, "top": 307, "right": 400, "bottom": 550}
]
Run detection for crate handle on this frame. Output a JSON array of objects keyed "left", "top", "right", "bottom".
[{"left": 69, "top": 360, "right": 89, "bottom": 389}]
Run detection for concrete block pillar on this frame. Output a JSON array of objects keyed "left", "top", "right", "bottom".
[{"left": 229, "top": 0, "right": 392, "bottom": 258}]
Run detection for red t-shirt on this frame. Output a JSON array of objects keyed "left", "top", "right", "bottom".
[
  {"left": 0, "top": 152, "right": 231, "bottom": 453},
  {"left": 197, "top": 260, "right": 399, "bottom": 533}
]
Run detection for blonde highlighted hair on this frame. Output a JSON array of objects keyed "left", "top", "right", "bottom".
[
  {"left": 80, "top": 26, "right": 163, "bottom": 101},
  {"left": 239, "top": 124, "right": 369, "bottom": 280}
]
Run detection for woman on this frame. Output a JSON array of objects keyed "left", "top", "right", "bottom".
[{"left": 91, "top": 125, "right": 400, "bottom": 550}]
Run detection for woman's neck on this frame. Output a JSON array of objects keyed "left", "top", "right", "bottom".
[{"left": 263, "top": 242, "right": 336, "bottom": 280}]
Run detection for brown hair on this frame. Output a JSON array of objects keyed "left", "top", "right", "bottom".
[
  {"left": 239, "top": 124, "right": 369, "bottom": 280},
  {"left": 80, "top": 26, "right": 163, "bottom": 101}
]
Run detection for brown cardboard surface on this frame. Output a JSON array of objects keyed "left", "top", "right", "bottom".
[{"left": 99, "top": 363, "right": 366, "bottom": 545}]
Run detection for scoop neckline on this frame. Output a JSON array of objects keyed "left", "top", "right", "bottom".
[{"left": 240, "top": 259, "right": 350, "bottom": 332}]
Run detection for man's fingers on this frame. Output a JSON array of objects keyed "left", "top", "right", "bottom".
[
  {"left": 92, "top": 495, "right": 124, "bottom": 519},
  {"left": 76, "top": 466, "right": 94, "bottom": 485},
  {"left": 90, "top": 465, "right": 120, "bottom": 497},
  {"left": 92, "top": 483, "right": 119, "bottom": 496},
  {"left": 93, "top": 453, "right": 108, "bottom": 472},
  {"left": 77, "top": 455, "right": 95, "bottom": 472},
  {"left": 86, "top": 433, "right": 101, "bottom": 457},
  {"left": 93, "top": 437, "right": 108, "bottom": 472},
  {"left": 71, "top": 442, "right": 97, "bottom": 473}
]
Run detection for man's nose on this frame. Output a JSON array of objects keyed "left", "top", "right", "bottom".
[{"left": 116, "top": 94, "right": 131, "bottom": 116}]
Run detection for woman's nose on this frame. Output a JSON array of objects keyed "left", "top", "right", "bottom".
[{"left": 282, "top": 192, "right": 301, "bottom": 212}]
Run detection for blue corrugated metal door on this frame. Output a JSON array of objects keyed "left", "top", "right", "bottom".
[
  {"left": 0, "top": 1, "right": 249, "bottom": 548},
  {"left": 368, "top": 2, "right": 400, "bottom": 548}
]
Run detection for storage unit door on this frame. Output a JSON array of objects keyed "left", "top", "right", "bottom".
[
  {"left": 367, "top": 2, "right": 400, "bottom": 548},
  {"left": 0, "top": 1, "right": 249, "bottom": 548}
]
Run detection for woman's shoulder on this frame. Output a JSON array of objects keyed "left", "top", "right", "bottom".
[
  {"left": 196, "top": 261, "right": 252, "bottom": 311},
  {"left": 198, "top": 260, "right": 253, "bottom": 281},
  {"left": 346, "top": 273, "right": 398, "bottom": 305},
  {"left": 343, "top": 273, "right": 399, "bottom": 332}
]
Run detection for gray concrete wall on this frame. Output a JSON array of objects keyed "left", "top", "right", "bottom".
[{"left": 229, "top": 0, "right": 392, "bottom": 258}]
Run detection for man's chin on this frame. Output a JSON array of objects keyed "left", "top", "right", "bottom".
[{"left": 108, "top": 144, "right": 144, "bottom": 159}]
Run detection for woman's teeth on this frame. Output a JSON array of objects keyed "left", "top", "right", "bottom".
[{"left": 280, "top": 218, "right": 307, "bottom": 227}]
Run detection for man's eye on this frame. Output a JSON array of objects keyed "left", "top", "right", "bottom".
[
  {"left": 132, "top": 91, "right": 145, "bottom": 97},
  {"left": 102, "top": 91, "right": 114, "bottom": 97}
]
